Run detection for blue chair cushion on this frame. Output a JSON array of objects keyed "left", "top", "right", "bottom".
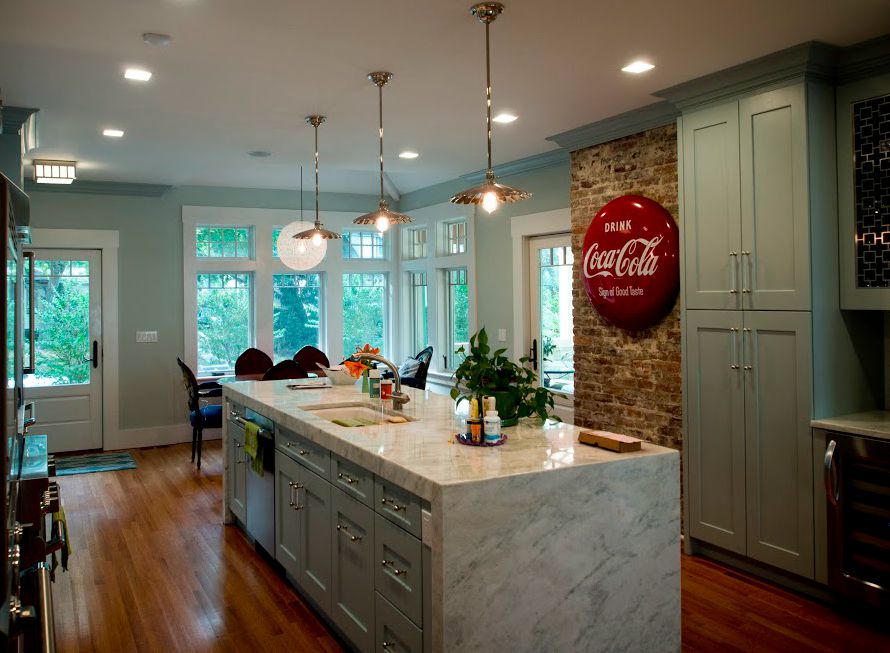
[{"left": 190, "top": 404, "right": 222, "bottom": 428}]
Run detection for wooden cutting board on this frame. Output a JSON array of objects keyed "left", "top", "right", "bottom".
[{"left": 578, "top": 430, "right": 642, "bottom": 453}]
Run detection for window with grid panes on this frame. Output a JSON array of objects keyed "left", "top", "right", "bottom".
[
  {"left": 273, "top": 273, "right": 321, "bottom": 361},
  {"left": 342, "top": 230, "right": 385, "bottom": 260},
  {"left": 444, "top": 219, "right": 467, "bottom": 255},
  {"left": 196, "top": 273, "right": 252, "bottom": 373},
  {"left": 405, "top": 227, "right": 427, "bottom": 260},
  {"left": 195, "top": 226, "right": 251, "bottom": 258},
  {"left": 341, "top": 273, "right": 387, "bottom": 356},
  {"left": 409, "top": 272, "right": 428, "bottom": 354},
  {"left": 445, "top": 268, "right": 469, "bottom": 369}
]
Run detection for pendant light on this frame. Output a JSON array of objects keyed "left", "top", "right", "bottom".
[
  {"left": 278, "top": 165, "right": 327, "bottom": 270},
  {"left": 353, "top": 72, "right": 413, "bottom": 233},
  {"left": 295, "top": 115, "right": 342, "bottom": 244},
  {"left": 451, "top": 2, "right": 530, "bottom": 213}
]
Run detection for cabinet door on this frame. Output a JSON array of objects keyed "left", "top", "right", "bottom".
[
  {"left": 686, "top": 310, "right": 746, "bottom": 553},
  {"left": 229, "top": 424, "right": 247, "bottom": 523},
  {"left": 739, "top": 86, "right": 811, "bottom": 310},
  {"left": 298, "top": 466, "right": 332, "bottom": 613},
  {"left": 682, "top": 102, "right": 743, "bottom": 309},
  {"left": 331, "top": 487, "right": 375, "bottom": 653},
  {"left": 275, "top": 451, "right": 302, "bottom": 579},
  {"left": 743, "top": 311, "right": 814, "bottom": 577}
]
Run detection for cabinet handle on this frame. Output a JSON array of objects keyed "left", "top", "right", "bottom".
[
  {"left": 286, "top": 441, "right": 296, "bottom": 448},
  {"left": 381, "top": 559, "right": 408, "bottom": 576},
  {"left": 742, "top": 328, "right": 753, "bottom": 371},
  {"left": 299, "top": 449, "right": 310, "bottom": 456},
  {"left": 729, "top": 328, "right": 739, "bottom": 370},
  {"left": 338, "top": 472, "right": 358, "bottom": 485},
  {"left": 729, "top": 252, "right": 738, "bottom": 295},
  {"left": 741, "top": 251, "right": 751, "bottom": 295},
  {"left": 382, "top": 642, "right": 393, "bottom": 650},
  {"left": 824, "top": 440, "right": 839, "bottom": 507},
  {"left": 337, "top": 523, "right": 363, "bottom": 542},
  {"left": 381, "top": 497, "right": 404, "bottom": 512}
]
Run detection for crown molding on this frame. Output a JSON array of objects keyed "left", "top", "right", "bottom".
[
  {"left": 835, "top": 35, "right": 890, "bottom": 85},
  {"left": 546, "top": 101, "right": 680, "bottom": 153},
  {"left": 459, "top": 148, "right": 569, "bottom": 184},
  {"left": 1, "top": 106, "right": 38, "bottom": 135},
  {"left": 25, "top": 179, "right": 172, "bottom": 197}
]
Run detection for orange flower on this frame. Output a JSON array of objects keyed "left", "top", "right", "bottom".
[
  {"left": 355, "top": 343, "right": 380, "bottom": 356},
  {"left": 343, "top": 359, "right": 368, "bottom": 379}
]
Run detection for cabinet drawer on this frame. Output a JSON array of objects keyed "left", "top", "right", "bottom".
[
  {"left": 375, "top": 593, "right": 423, "bottom": 653},
  {"left": 375, "top": 478, "right": 421, "bottom": 538},
  {"left": 278, "top": 427, "right": 330, "bottom": 480},
  {"left": 332, "top": 454, "right": 374, "bottom": 507},
  {"left": 374, "top": 514, "right": 423, "bottom": 627}
]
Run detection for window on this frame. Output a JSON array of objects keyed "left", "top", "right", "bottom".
[
  {"left": 408, "top": 272, "right": 428, "bottom": 354},
  {"left": 404, "top": 227, "right": 428, "bottom": 260},
  {"left": 343, "top": 231, "right": 385, "bottom": 260},
  {"left": 273, "top": 274, "right": 321, "bottom": 362},
  {"left": 195, "top": 226, "right": 251, "bottom": 258},
  {"left": 272, "top": 226, "right": 282, "bottom": 258},
  {"left": 444, "top": 219, "right": 467, "bottom": 255},
  {"left": 536, "top": 242, "right": 574, "bottom": 394},
  {"left": 445, "top": 268, "right": 469, "bottom": 369},
  {"left": 196, "top": 273, "right": 251, "bottom": 373},
  {"left": 342, "top": 273, "right": 386, "bottom": 357}
]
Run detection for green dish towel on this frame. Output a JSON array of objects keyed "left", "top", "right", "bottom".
[
  {"left": 243, "top": 421, "right": 264, "bottom": 476},
  {"left": 332, "top": 417, "right": 380, "bottom": 428}
]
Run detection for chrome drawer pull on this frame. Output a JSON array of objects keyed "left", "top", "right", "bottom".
[
  {"left": 382, "top": 642, "right": 392, "bottom": 650},
  {"left": 381, "top": 559, "right": 407, "bottom": 576},
  {"left": 338, "top": 472, "right": 358, "bottom": 485},
  {"left": 299, "top": 449, "right": 310, "bottom": 456},
  {"left": 381, "top": 497, "right": 404, "bottom": 511},
  {"left": 286, "top": 441, "right": 296, "bottom": 447},
  {"left": 336, "top": 523, "right": 363, "bottom": 542}
]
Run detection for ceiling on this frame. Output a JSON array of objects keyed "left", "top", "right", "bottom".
[{"left": 1, "top": 0, "right": 888, "bottom": 195}]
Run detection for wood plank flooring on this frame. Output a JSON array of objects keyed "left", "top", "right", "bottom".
[{"left": 52, "top": 442, "right": 890, "bottom": 652}]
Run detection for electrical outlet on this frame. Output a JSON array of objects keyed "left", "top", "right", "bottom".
[
  {"left": 497, "top": 328, "right": 507, "bottom": 342},
  {"left": 136, "top": 331, "right": 158, "bottom": 343}
]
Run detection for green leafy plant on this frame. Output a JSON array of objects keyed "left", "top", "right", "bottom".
[{"left": 449, "top": 327, "right": 562, "bottom": 423}]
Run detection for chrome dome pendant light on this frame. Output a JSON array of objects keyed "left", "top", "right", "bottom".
[
  {"left": 353, "top": 72, "right": 413, "bottom": 232},
  {"left": 295, "top": 115, "right": 342, "bottom": 243},
  {"left": 278, "top": 165, "right": 327, "bottom": 270},
  {"left": 451, "top": 2, "right": 530, "bottom": 213}
]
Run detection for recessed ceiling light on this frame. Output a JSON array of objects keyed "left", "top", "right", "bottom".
[
  {"left": 103, "top": 128, "right": 125, "bottom": 138},
  {"left": 492, "top": 113, "right": 518, "bottom": 124},
  {"left": 398, "top": 151, "right": 419, "bottom": 159},
  {"left": 248, "top": 150, "right": 272, "bottom": 158},
  {"left": 142, "top": 32, "right": 171, "bottom": 47},
  {"left": 621, "top": 60, "right": 655, "bottom": 74},
  {"left": 124, "top": 68, "right": 152, "bottom": 82}
]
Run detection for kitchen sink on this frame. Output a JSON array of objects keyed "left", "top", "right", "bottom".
[{"left": 307, "top": 404, "right": 416, "bottom": 427}]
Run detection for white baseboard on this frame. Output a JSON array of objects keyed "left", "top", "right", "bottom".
[{"left": 106, "top": 423, "right": 221, "bottom": 451}]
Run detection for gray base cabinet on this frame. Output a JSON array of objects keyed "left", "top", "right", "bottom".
[
  {"left": 299, "top": 463, "right": 332, "bottom": 612},
  {"left": 275, "top": 451, "right": 301, "bottom": 578},
  {"left": 376, "top": 592, "right": 423, "bottom": 653},
  {"left": 228, "top": 421, "right": 247, "bottom": 523}
]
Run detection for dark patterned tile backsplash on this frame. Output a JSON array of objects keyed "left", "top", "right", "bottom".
[{"left": 854, "top": 94, "right": 890, "bottom": 288}]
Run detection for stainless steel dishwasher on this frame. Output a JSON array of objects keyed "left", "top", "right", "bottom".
[{"left": 229, "top": 406, "right": 276, "bottom": 554}]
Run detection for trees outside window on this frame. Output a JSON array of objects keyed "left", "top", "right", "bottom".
[
  {"left": 273, "top": 273, "right": 321, "bottom": 362},
  {"left": 196, "top": 273, "right": 251, "bottom": 373},
  {"left": 342, "top": 273, "right": 386, "bottom": 357}
]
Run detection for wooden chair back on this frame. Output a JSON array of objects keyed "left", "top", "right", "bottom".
[
  {"left": 262, "top": 359, "right": 309, "bottom": 381},
  {"left": 234, "top": 348, "right": 273, "bottom": 376},
  {"left": 293, "top": 345, "right": 330, "bottom": 375}
]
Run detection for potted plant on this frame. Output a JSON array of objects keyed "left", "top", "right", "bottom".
[{"left": 450, "top": 328, "right": 561, "bottom": 426}]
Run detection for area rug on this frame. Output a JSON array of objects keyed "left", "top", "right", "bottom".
[{"left": 55, "top": 452, "right": 136, "bottom": 476}]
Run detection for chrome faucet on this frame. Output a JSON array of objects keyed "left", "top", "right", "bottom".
[{"left": 355, "top": 353, "right": 411, "bottom": 410}]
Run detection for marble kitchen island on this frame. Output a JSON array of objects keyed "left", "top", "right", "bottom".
[{"left": 222, "top": 380, "right": 680, "bottom": 653}]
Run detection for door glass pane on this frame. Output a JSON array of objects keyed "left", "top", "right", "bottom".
[
  {"left": 25, "top": 259, "right": 90, "bottom": 387},
  {"left": 409, "top": 272, "right": 428, "bottom": 354},
  {"left": 273, "top": 273, "right": 321, "bottom": 362},
  {"left": 196, "top": 273, "right": 251, "bottom": 373},
  {"left": 342, "top": 273, "right": 386, "bottom": 357},
  {"left": 539, "top": 246, "right": 574, "bottom": 393}
]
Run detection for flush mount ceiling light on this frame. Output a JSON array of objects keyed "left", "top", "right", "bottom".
[
  {"left": 33, "top": 159, "right": 76, "bottom": 185},
  {"left": 621, "top": 60, "right": 655, "bottom": 74},
  {"left": 295, "top": 115, "right": 342, "bottom": 244},
  {"left": 103, "top": 128, "right": 124, "bottom": 138},
  {"left": 248, "top": 150, "right": 272, "bottom": 158},
  {"left": 278, "top": 165, "right": 327, "bottom": 270},
  {"left": 353, "top": 72, "right": 413, "bottom": 233},
  {"left": 492, "top": 112, "right": 517, "bottom": 123},
  {"left": 451, "top": 3, "right": 530, "bottom": 214},
  {"left": 124, "top": 68, "right": 152, "bottom": 82},
  {"left": 399, "top": 151, "right": 419, "bottom": 159}
]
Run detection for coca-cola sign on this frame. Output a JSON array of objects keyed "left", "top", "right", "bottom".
[{"left": 581, "top": 195, "right": 679, "bottom": 331}]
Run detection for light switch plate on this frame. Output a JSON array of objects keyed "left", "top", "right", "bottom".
[
  {"left": 497, "top": 328, "right": 507, "bottom": 342},
  {"left": 136, "top": 331, "right": 158, "bottom": 343}
]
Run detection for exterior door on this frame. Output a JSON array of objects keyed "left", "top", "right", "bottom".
[
  {"left": 743, "top": 310, "right": 814, "bottom": 577},
  {"left": 528, "top": 235, "right": 574, "bottom": 410},
  {"left": 686, "top": 310, "right": 746, "bottom": 554},
  {"left": 24, "top": 249, "right": 102, "bottom": 453}
]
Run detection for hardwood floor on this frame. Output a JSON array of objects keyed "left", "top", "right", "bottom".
[{"left": 53, "top": 442, "right": 890, "bottom": 652}]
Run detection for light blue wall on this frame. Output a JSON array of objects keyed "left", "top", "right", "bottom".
[
  {"left": 29, "top": 186, "right": 377, "bottom": 433},
  {"left": 401, "top": 162, "right": 572, "bottom": 356}
]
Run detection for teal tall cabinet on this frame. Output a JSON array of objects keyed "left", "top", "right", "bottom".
[{"left": 682, "top": 82, "right": 823, "bottom": 579}]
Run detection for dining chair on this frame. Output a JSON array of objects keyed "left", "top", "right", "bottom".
[
  {"left": 398, "top": 346, "right": 433, "bottom": 390},
  {"left": 176, "top": 357, "right": 222, "bottom": 469},
  {"left": 234, "top": 347, "right": 273, "bottom": 376},
  {"left": 293, "top": 345, "right": 330, "bottom": 376},
  {"left": 262, "top": 359, "right": 309, "bottom": 381}
]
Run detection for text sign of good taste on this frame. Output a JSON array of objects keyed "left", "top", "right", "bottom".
[{"left": 581, "top": 195, "right": 679, "bottom": 331}]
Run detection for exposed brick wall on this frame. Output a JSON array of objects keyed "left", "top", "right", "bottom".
[{"left": 571, "top": 124, "right": 682, "bottom": 451}]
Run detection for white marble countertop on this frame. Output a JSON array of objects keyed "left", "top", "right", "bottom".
[
  {"left": 223, "top": 379, "right": 677, "bottom": 501},
  {"left": 811, "top": 410, "right": 890, "bottom": 442}
]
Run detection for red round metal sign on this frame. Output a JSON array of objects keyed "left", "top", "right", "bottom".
[{"left": 581, "top": 195, "right": 679, "bottom": 331}]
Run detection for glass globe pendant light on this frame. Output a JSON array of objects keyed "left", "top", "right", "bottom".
[
  {"left": 450, "top": 2, "right": 530, "bottom": 213},
  {"left": 295, "top": 115, "right": 342, "bottom": 243},
  {"left": 278, "top": 165, "right": 327, "bottom": 270},
  {"left": 353, "top": 72, "right": 413, "bottom": 233}
]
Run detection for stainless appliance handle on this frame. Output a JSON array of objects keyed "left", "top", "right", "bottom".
[
  {"left": 37, "top": 563, "right": 56, "bottom": 653},
  {"left": 23, "top": 250, "right": 35, "bottom": 374},
  {"left": 824, "top": 439, "right": 839, "bottom": 507},
  {"left": 228, "top": 411, "right": 270, "bottom": 437}
]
